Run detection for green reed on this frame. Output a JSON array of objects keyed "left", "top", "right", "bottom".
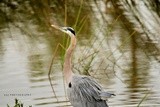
[{"left": 7, "top": 99, "right": 32, "bottom": 107}]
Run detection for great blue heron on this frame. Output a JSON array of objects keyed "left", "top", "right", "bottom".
[{"left": 51, "top": 25, "right": 115, "bottom": 107}]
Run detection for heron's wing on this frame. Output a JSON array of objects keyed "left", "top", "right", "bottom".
[
  {"left": 78, "top": 76, "right": 102, "bottom": 101},
  {"left": 68, "top": 76, "right": 105, "bottom": 102},
  {"left": 67, "top": 75, "right": 115, "bottom": 107}
]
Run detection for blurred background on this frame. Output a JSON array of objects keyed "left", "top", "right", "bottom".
[{"left": 0, "top": 0, "right": 160, "bottom": 107}]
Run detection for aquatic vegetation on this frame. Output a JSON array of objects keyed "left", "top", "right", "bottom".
[{"left": 7, "top": 99, "right": 32, "bottom": 107}]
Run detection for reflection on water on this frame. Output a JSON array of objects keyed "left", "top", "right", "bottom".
[{"left": 0, "top": 0, "right": 160, "bottom": 107}]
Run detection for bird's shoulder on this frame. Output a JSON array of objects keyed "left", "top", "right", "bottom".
[
  {"left": 71, "top": 75, "right": 101, "bottom": 89},
  {"left": 67, "top": 75, "right": 103, "bottom": 101}
]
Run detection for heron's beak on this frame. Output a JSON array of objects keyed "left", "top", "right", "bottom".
[
  {"left": 51, "top": 24, "right": 67, "bottom": 33},
  {"left": 51, "top": 24, "right": 61, "bottom": 30}
]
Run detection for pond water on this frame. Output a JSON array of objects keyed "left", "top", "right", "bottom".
[{"left": 0, "top": 0, "right": 160, "bottom": 107}]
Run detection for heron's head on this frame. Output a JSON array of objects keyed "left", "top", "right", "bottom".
[
  {"left": 61, "top": 27, "right": 75, "bottom": 37},
  {"left": 51, "top": 25, "right": 75, "bottom": 37}
]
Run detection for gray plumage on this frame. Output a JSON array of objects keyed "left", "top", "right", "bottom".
[{"left": 67, "top": 75, "right": 114, "bottom": 107}]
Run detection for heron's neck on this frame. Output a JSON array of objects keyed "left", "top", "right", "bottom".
[{"left": 63, "top": 36, "right": 76, "bottom": 84}]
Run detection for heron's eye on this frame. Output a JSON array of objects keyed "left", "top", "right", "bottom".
[{"left": 69, "top": 82, "right": 72, "bottom": 88}]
